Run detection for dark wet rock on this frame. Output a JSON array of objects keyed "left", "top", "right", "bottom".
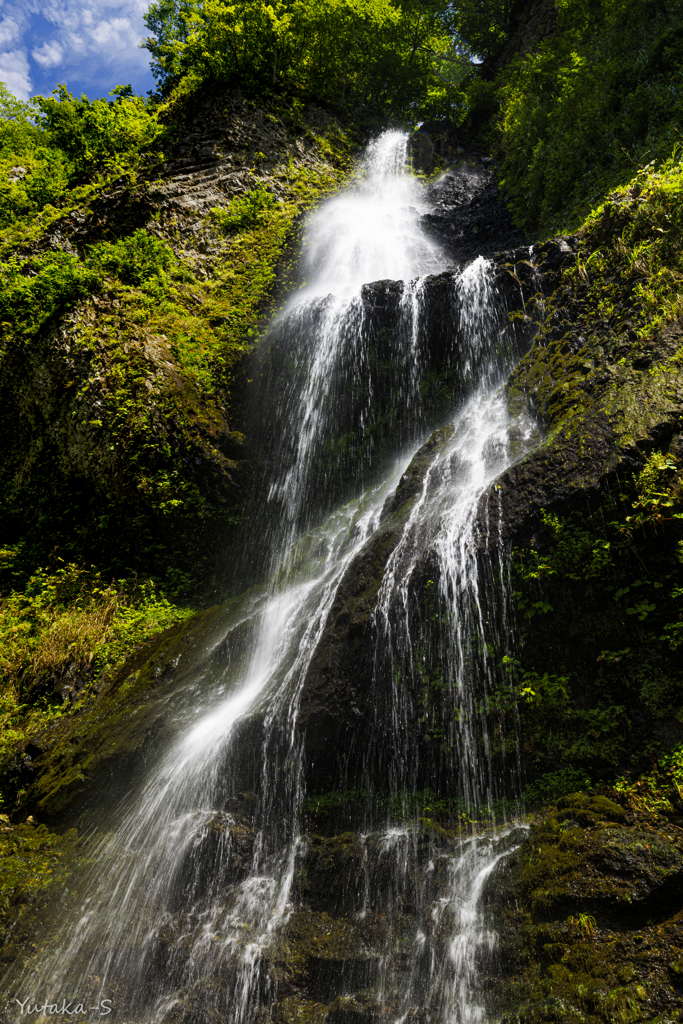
[
  {"left": 293, "top": 424, "right": 456, "bottom": 790},
  {"left": 159, "top": 977, "right": 231, "bottom": 1024},
  {"left": 166, "top": 811, "right": 258, "bottom": 913},
  {"left": 381, "top": 423, "right": 455, "bottom": 519},
  {"left": 488, "top": 796, "right": 683, "bottom": 1023},
  {"left": 421, "top": 165, "right": 527, "bottom": 264},
  {"left": 326, "top": 994, "right": 389, "bottom": 1024},
  {"left": 272, "top": 996, "right": 330, "bottom": 1023},
  {"left": 272, "top": 909, "right": 378, "bottom": 998}
]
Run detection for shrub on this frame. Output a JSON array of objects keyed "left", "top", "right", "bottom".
[
  {"left": 33, "top": 85, "right": 163, "bottom": 178},
  {"left": 88, "top": 229, "right": 175, "bottom": 286},
  {"left": 492, "top": 0, "right": 683, "bottom": 233}
]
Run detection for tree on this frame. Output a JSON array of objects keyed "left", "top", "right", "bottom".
[{"left": 142, "top": 0, "right": 466, "bottom": 118}]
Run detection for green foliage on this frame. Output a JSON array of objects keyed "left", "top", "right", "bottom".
[
  {"left": 143, "top": 0, "right": 464, "bottom": 119},
  {"left": 568, "top": 154, "right": 683, "bottom": 340},
  {"left": 0, "top": 251, "right": 99, "bottom": 342},
  {"left": 88, "top": 229, "right": 175, "bottom": 286},
  {"left": 0, "top": 150, "right": 73, "bottom": 233},
  {"left": 523, "top": 769, "right": 592, "bottom": 806},
  {"left": 0, "top": 556, "right": 192, "bottom": 757},
  {"left": 614, "top": 742, "right": 683, "bottom": 817},
  {"left": 0, "top": 232, "right": 172, "bottom": 346},
  {"left": 567, "top": 912, "right": 597, "bottom": 939},
  {"left": 488, "top": 0, "right": 683, "bottom": 233},
  {"left": 0, "top": 83, "right": 40, "bottom": 153},
  {"left": 209, "top": 186, "right": 279, "bottom": 231},
  {"left": 0, "top": 816, "right": 79, "bottom": 956},
  {"left": 447, "top": 0, "right": 516, "bottom": 60},
  {"left": 33, "top": 85, "right": 163, "bottom": 178},
  {"left": 0, "top": 82, "right": 163, "bottom": 246},
  {"left": 505, "top": 451, "right": 683, "bottom": 797}
]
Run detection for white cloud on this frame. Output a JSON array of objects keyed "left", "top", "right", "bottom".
[
  {"left": 0, "top": 1, "right": 156, "bottom": 98},
  {"left": 32, "top": 39, "right": 63, "bottom": 68},
  {"left": 0, "top": 47, "right": 32, "bottom": 99},
  {"left": 0, "top": 16, "right": 24, "bottom": 48},
  {"left": 42, "top": 1, "right": 151, "bottom": 85}
]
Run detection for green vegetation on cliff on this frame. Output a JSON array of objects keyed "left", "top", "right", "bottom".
[
  {"left": 508, "top": 450, "right": 683, "bottom": 797},
  {"left": 0, "top": 556, "right": 193, "bottom": 760},
  {"left": 0, "top": 816, "right": 79, "bottom": 972},
  {"left": 0, "top": 83, "right": 353, "bottom": 586},
  {"left": 497, "top": 154, "right": 683, "bottom": 811},
  {"left": 457, "top": 0, "right": 683, "bottom": 234},
  {"left": 0, "top": 74, "right": 355, "bottom": 773}
]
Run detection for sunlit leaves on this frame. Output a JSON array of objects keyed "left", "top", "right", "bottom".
[{"left": 143, "top": 0, "right": 460, "bottom": 117}]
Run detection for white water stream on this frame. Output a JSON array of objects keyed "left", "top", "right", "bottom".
[{"left": 8, "top": 132, "right": 538, "bottom": 1024}]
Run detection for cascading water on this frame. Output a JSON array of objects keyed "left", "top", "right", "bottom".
[{"left": 5, "top": 132, "right": 539, "bottom": 1024}]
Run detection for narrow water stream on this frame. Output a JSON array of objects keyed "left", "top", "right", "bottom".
[{"left": 9, "top": 132, "right": 539, "bottom": 1024}]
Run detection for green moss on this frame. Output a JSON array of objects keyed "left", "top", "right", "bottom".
[
  {"left": 0, "top": 815, "right": 79, "bottom": 969},
  {"left": 495, "top": 798, "right": 683, "bottom": 1023},
  {"left": 273, "top": 997, "right": 329, "bottom": 1024},
  {"left": 0, "top": 603, "right": 229, "bottom": 819},
  {"left": 285, "top": 910, "right": 368, "bottom": 960}
]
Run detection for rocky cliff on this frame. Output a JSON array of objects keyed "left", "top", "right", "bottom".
[{"left": 1, "top": 96, "right": 683, "bottom": 1024}]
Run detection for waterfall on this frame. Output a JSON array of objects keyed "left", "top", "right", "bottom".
[{"left": 5, "top": 132, "right": 539, "bottom": 1023}]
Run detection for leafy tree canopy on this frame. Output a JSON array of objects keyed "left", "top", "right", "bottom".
[
  {"left": 0, "top": 83, "right": 162, "bottom": 235},
  {"left": 142, "top": 0, "right": 471, "bottom": 119},
  {"left": 32, "top": 85, "right": 162, "bottom": 177},
  {"left": 445, "top": 0, "right": 517, "bottom": 61}
]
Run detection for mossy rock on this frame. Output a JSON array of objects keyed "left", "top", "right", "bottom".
[
  {"left": 282, "top": 909, "right": 371, "bottom": 961},
  {"left": 270, "top": 909, "right": 380, "bottom": 1003},
  {"left": 327, "top": 994, "right": 389, "bottom": 1024},
  {"left": 273, "top": 996, "right": 329, "bottom": 1024},
  {"left": 491, "top": 801, "right": 683, "bottom": 1023},
  {"left": 555, "top": 793, "right": 627, "bottom": 828},
  {"left": 0, "top": 603, "right": 235, "bottom": 822},
  {"left": 298, "top": 833, "right": 366, "bottom": 913}
]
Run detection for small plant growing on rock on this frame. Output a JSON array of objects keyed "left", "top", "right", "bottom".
[
  {"left": 619, "top": 451, "right": 681, "bottom": 538},
  {"left": 210, "top": 187, "right": 279, "bottom": 232},
  {"left": 567, "top": 912, "right": 597, "bottom": 939}
]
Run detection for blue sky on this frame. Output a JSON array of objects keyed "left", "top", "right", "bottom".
[{"left": 0, "top": 0, "right": 156, "bottom": 101}]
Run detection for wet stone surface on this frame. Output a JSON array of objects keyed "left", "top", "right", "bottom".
[{"left": 489, "top": 795, "right": 683, "bottom": 1023}]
